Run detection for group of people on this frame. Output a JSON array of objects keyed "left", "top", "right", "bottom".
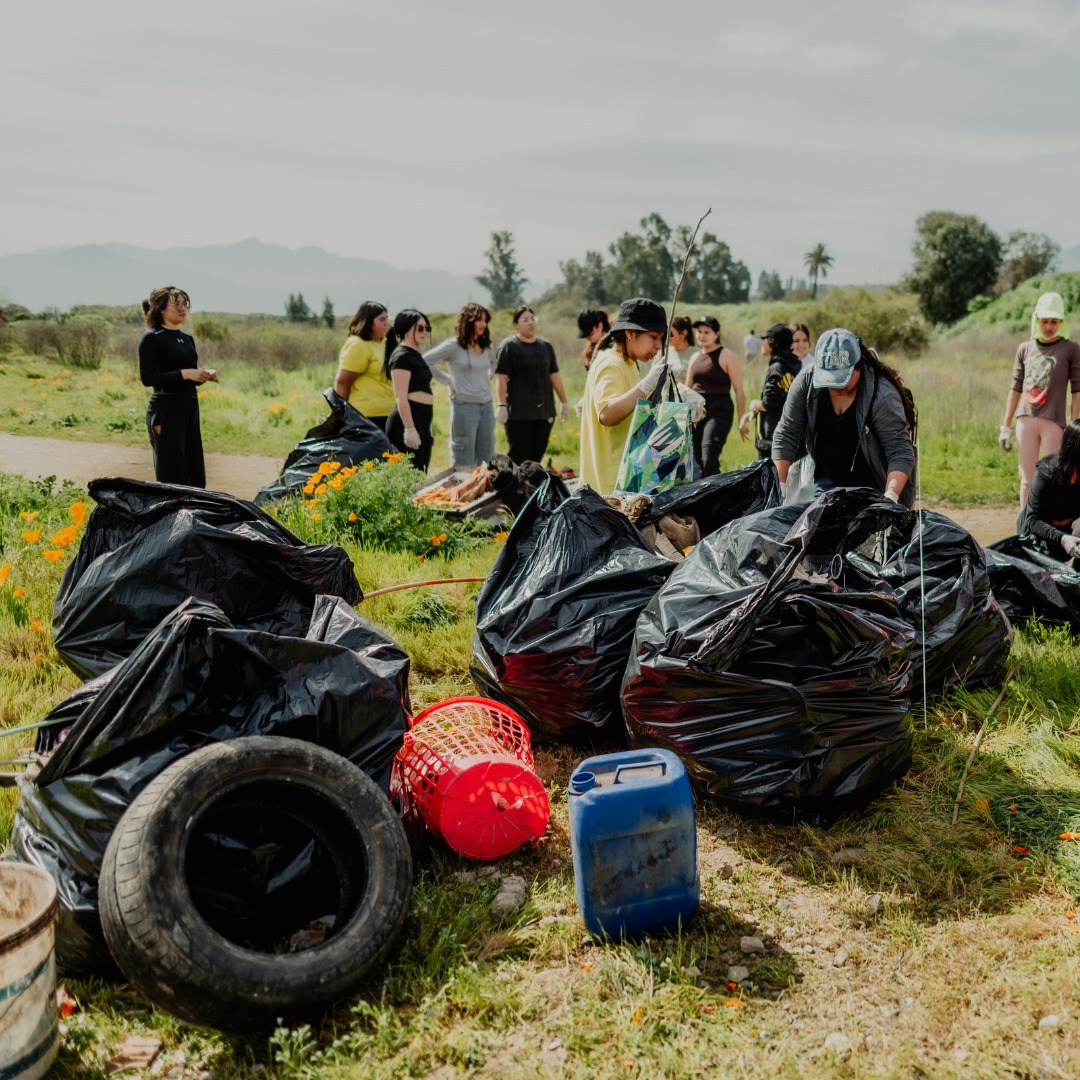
[{"left": 138, "top": 281, "right": 1080, "bottom": 571}]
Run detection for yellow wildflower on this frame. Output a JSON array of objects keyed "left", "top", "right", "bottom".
[{"left": 19, "top": 510, "right": 39, "bottom": 523}]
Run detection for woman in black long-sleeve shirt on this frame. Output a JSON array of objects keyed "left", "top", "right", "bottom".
[
  {"left": 1019, "top": 418, "right": 1080, "bottom": 561},
  {"left": 138, "top": 286, "right": 218, "bottom": 486}
]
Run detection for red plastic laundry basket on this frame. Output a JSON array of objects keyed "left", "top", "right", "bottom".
[{"left": 396, "top": 697, "right": 550, "bottom": 860}]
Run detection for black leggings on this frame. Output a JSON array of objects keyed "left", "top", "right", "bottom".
[
  {"left": 386, "top": 402, "right": 434, "bottom": 473},
  {"left": 692, "top": 394, "right": 733, "bottom": 477},
  {"left": 146, "top": 393, "right": 205, "bottom": 487},
  {"left": 505, "top": 418, "right": 554, "bottom": 466}
]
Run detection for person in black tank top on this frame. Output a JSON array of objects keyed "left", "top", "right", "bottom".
[
  {"left": 385, "top": 309, "right": 438, "bottom": 472},
  {"left": 138, "top": 286, "right": 218, "bottom": 487},
  {"left": 684, "top": 316, "right": 748, "bottom": 476}
]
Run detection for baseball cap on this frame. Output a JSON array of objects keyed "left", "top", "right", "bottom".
[
  {"left": 691, "top": 315, "right": 720, "bottom": 332},
  {"left": 611, "top": 298, "right": 668, "bottom": 335},
  {"left": 811, "top": 328, "right": 862, "bottom": 389},
  {"left": 762, "top": 323, "right": 794, "bottom": 352}
]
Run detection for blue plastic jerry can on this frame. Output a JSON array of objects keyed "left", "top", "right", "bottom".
[{"left": 568, "top": 748, "right": 699, "bottom": 939}]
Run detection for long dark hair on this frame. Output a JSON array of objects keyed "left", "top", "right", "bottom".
[
  {"left": 859, "top": 341, "right": 917, "bottom": 438},
  {"left": 142, "top": 286, "right": 189, "bottom": 329},
  {"left": 1056, "top": 419, "right": 1080, "bottom": 482},
  {"left": 455, "top": 302, "right": 492, "bottom": 349},
  {"left": 348, "top": 301, "right": 387, "bottom": 340},
  {"left": 384, "top": 309, "right": 428, "bottom": 361},
  {"left": 592, "top": 329, "right": 632, "bottom": 361}
]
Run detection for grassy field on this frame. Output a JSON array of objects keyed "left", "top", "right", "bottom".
[{"left": 0, "top": 293, "right": 1076, "bottom": 1076}]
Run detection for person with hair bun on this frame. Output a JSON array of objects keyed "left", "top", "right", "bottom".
[
  {"left": 334, "top": 300, "right": 393, "bottom": 429},
  {"left": 138, "top": 285, "right": 217, "bottom": 486},
  {"left": 685, "top": 315, "right": 747, "bottom": 476},
  {"left": 1019, "top": 418, "right": 1080, "bottom": 562},
  {"left": 494, "top": 305, "right": 569, "bottom": 465},
  {"left": 385, "top": 309, "right": 437, "bottom": 472},
  {"left": 576, "top": 309, "right": 611, "bottom": 369},
  {"left": 423, "top": 302, "right": 496, "bottom": 467},
  {"left": 745, "top": 323, "right": 801, "bottom": 459}
]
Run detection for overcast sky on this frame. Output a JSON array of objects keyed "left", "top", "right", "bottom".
[{"left": 4, "top": 0, "right": 1079, "bottom": 292}]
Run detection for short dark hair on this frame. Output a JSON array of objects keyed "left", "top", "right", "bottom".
[
  {"left": 1057, "top": 419, "right": 1080, "bottom": 482},
  {"left": 577, "top": 308, "right": 610, "bottom": 337},
  {"left": 142, "top": 286, "right": 190, "bottom": 329},
  {"left": 348, "top": 301, "right": 387, "bottom": 339},
  {"left": 512, "top": 305, "right": 535, "bottom": 325}
]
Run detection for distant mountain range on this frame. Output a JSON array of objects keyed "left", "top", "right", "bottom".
[
  {"left": 0, "top": 239, "right": 490, "bottom": 315},
  {"left": 1058, "top": 244, "right": 1080, "bottom": 273}
]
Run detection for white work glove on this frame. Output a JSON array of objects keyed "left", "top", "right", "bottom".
[
  {"left": 559, "top": 401, "right": 570, "bottom": 422},
  {"left": 883, "top": 489, "right": 900, "bottom": 504},
  {"left": 637, "top": 364, "right": 665, "bottom": 397},
  {"left": 749, "top": 398, "right": 763, "bottom": 414},
  {"left": 1071, "top": 517, "right": 1080, "bottom": 537},
  {"left": 495, "top": 405, "right": 509, "bottom": 425},
  {"left": 998, "top": 424, "right": 1013, "bottom": 451},
  {"left": 677, "top": 385, "right": 706, "bottom": 423},
  {"left": 1062, "top": 535, "right": 1080, "bottom": 559},
  {"left": 447, "top": 375, "right": 458, "bottom": 398},
  {"left": 574, "top": 397, "right": 584, "bottom": 417},
  {"left": 403, "top": 427, "right": 421, "bottom": 450}
]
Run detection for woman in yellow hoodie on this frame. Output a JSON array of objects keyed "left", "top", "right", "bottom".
[{"left": 334, "top": 300, "right": 396, "bottom": 431}]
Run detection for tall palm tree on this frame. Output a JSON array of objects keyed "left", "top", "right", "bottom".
[{"left": 804, "top": 244, "right": 834, "bottom": 300}]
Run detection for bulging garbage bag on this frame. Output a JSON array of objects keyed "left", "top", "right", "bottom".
[
  {"left": 846, "top": 511, "right": 1012, "bottom": 695},
  {"left": 53, "top": 478, "right": 362, "bottom": 680},
  {"left": 472, "top": 475, "right": 673, "bottom": 743},
  {"left": 985, "top": 535, "right": 1080, "bottom": 630},
  {"left": 14, "top": 594, "right": 411, "bottom": 974},
  {"left": 622, "top": 489, "right": 915, "bottom": 824},
  {"left": 255, "top": 387, "right": 394, "bottom": 506}
]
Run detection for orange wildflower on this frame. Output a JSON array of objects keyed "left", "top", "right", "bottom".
[
  {"left": 42, "top": 550, "right": 64, "bottom": 562},
  {"left": 973, "top": 798, "right": 989, "bottom": 813},
  {"left": 1014, "top": 846, "right": 1029, "bottom": 854},
  {"left": 52, "top": 526, "right": 78, "bottom": 547},
  {"left": 1009, "top": 804, "right": 1018, "bottom": 812},
  {"left": 416, "top": 555, "right": 425, "bottom": 562},
  {"left": 0, "top": 563, "right": 8, "bottom": 584},
  {"left": 303, "top": 483, "right": 316, "bottom": 495},
  {"left": 363, "top": 461, "right": 375, "bottom": 470},
  {"left": 633, "top": 1006, "right": 642, "bottom": 1024},
  {"left": 303, "top": 499, "right": 318, "bottom": 509},
  {"left": 69, "top": 502, "right": 87, "bottom": 526},
  {"left": 495, "top": 531, "right": 508, "bottom": 541},
  {"left": 310, "top": 514, "right": 321, "bottom": 522},
  {"left": 317, "top": 461, "right": 340, "bottom": 475},
  {"left": 21, "top": 530, "right": 41, "bottom": 543},
  {"left": 30, "top": 616, "right": 44, "bottom": 633},
  {"left": 348, "top": 513, "right": 358, "bottom": 522},
  {"left": 724, "top": 999, "right": 745, "bottom": 1009},
  {"left": 1060, "top": 832, "right": 1080, "bottom": 842},
  {"left": 12, "top": 588, "right": 25, "bottom": 598},
  {"left": 315, "top": 484, "right": 327, "bottom": 495},
  {"left": 18, "top": 510, "right": 39, "bottom": 523}
]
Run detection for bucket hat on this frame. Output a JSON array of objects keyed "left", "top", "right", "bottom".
[
  {"left": 611, "top": 298, "right": 667, "bottom": 335},
  {"left": 812, "top": 328, "right": 862, "bottom": 389}
]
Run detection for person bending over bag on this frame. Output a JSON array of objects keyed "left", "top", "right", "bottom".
[{"left": 771, "top": 327, "right": 916, "bottom": 506}]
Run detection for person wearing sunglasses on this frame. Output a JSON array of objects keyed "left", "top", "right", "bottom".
[
  {"left": 138, "top": 284, "right": 218, "bottom": 486},
  {"left": 384, "top": 309, "right": 437, "bottom": 472}
]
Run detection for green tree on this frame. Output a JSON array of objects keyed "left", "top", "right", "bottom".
[
  {"left": 321, "top": 296, "right": 335, "bottom": 329},
  {"left": 606, "top": 213, "right": 676, "bottom": 299},
  {"left": 907, "top": 211, "right": 1002, "bottom": 324},
  {"left": 476, "top": 230, "right": 527, "bottom": 308},
  {"left": 285, "top": 292, "right": 313, "bottom": 322},
  {"left": 558, "top": 250, "right": 612, "bottom": 305},
  {"left": 757, "top": 270, "right": 785, "bottom": 301},
  {"left": 998, "top": 231, "right": 1060, "bottom": 292},
  {"left": 803, "top": 243, "right": 834, "bottom": 300}
]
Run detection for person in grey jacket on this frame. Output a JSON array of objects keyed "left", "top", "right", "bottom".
[{"left": 771, "top": 327, "right": 916, "bottom": 507}]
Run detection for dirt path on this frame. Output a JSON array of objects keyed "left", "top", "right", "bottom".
[
  {"left": 0, "top": 432, "right": 282, "bottom": 501},
  {"left": 0, "top": 432, "right": 1021, "bottom": 545}
]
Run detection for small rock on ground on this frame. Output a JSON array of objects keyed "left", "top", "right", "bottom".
[
  {"left": 833, "top": 949, "right": 849, "bottom": 967},
  {"left": 727, "top": 965, "right": 750, "bottom": 983},
  {"left": 740, "top": 935, "right": 766, "bottom": 954},
  {"left": 490, "top": 875, "right": 528, "bottom": 920},
  {"left": 1039, "top": 1014, "right": 1062, "bottom": 1031},
  {"left": 824, "top": 1032, "right": 851, "bottom": 1054},
  {"left": 830, "top": 847, "right": 866, "bottom": 866},
  {"left": 717, "top": 825, "right": 738, "bottom": 839}
]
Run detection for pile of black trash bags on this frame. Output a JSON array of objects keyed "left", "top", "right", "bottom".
[
  {"left": 474, "top": 460, "right": 1015, "bottom": 824},
  {"left": 14, "top": 479, "right": 411, "bottom": 974}
]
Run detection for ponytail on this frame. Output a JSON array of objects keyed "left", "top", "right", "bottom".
[{"left": 860, "top": 343, "right": 917, "bottom": 440}]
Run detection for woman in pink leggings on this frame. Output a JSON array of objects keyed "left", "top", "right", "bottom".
[{"left": 1000, "top": 292, "right": 1080, "bottom": 507}]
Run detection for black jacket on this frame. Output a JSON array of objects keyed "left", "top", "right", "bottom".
[
  {"left": 755, "top": 350, "right": 802, "bottom": 457},
  {"left": 1019, "top": 453, "right": 1080, "bottom": 559}
]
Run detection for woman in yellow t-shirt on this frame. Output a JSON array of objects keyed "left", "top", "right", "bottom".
[
  {"left": 334, "top": 301, "right": 395, "bottom": 429},
  {"left": 580, "top": 298, "right": 669, "bottom": 493}
]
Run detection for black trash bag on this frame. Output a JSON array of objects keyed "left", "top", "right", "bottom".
[
  {"left": 622, "top": 488, "right": 915, "bottom": 824},
  {"left": 472, "top": 474, "right": 674, "bottom": 744},
  {"left": 487, "top": 454, "right": 551, "bottom": 515},
  {"left": 13, "top": 593, "right": 411, "bottom": 975},
  {"left": 635, "top": 457, "right": 781, "bottom": 536},
  {"left": 52, "top": 478, "right": 362, "bottom": 680},
  {"left": 254, "top": 387, "right": 395, "bottom": 506},
  {"left": 845, "top": 511, "right": 1013, "bottom": 695},
  {"left": 985, "top": 535, "right": 1080, "bottom": 630}
]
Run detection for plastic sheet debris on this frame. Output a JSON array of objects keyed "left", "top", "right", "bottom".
[
  {"left": 53, "top": 478, "right": 361, "bottom": 680},
  {"left": 254, "top": 387, "right": 394, "bottom": 506},
  {"left": 622, "top": 489, "right": 915, "bottom": 824},
  {"left": 985, "top": 535, "right": 1080, "bottom": 630},
  {"left": 14, "top": 595, "right": 410, "bottom": 974}
]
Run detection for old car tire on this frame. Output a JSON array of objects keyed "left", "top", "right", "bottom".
[{"left": 99, "top": 736, "right": 412, "bottom": 1030}]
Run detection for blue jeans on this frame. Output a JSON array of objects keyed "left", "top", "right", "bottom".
[{"left": 450, "top": 399, "right": 495, "bottom": 467}]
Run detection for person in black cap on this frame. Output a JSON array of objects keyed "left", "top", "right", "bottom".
[
  {"left": 685, "top": 315, "right": 747, "bottom": 476},
  {"left": 576, "top": 309, "right": 611, "bottom": 370},
  {"left": 744, "top": 323, "right": 801, "bottom": 459},
  {"left": 580, "top": 297, "right": 669, "bottom": 492}
]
